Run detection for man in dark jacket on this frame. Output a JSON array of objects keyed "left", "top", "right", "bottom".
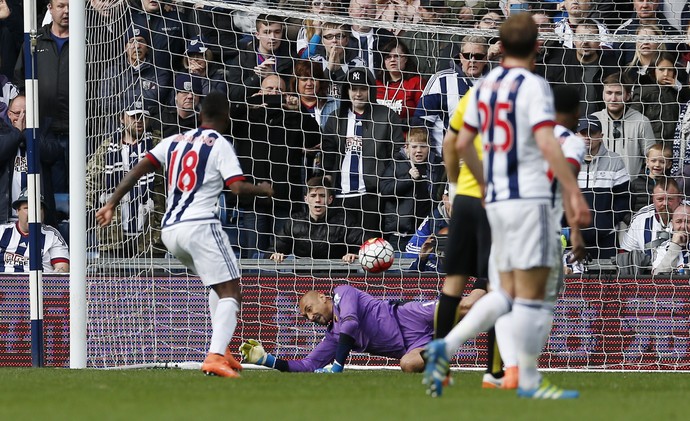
[
  {"left": 544, "top": 20, "right": 619, "bottom": 117},
  {"left": 226, "top": 14, "right": 294, "bottom": 105},
  {"left": 270, "top": 176, "right": 363, "bottom": 263},
  {"left": 321, "top": 67, "right": 405, "bottom": 241},
  {"left": 159, "top": 73, "right": 202, "bottom": 138},
  {"left": 14, "top": 0, "right": 70, "bottom": 194},
  {"left": 232, "top": 75, "right": 321, "bottom": 258},
  {"left": 129, "top": 0, "right": 185, "bottom": 71}
]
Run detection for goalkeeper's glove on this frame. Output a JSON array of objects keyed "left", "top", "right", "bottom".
[
  {"left": 239, "top": 339, "right": 276, "bottom": 367},
  {"left": 314, "top": 362, "right": 343, "bottom": 373}
]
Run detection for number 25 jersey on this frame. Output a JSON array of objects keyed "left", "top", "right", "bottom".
[{"left": 463, "top": 66, "right": 556, "bottom": 204}]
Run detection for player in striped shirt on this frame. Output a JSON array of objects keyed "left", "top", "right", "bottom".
[
  {"left": 97, "top": 93, "right": 274, "bottom": 378},
  {"left": 424, "top": 13, "right": 590, "bottom": 399}
]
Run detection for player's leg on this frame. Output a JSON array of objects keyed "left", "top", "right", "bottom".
[
  {"left": 494, "top": 312, "right": 518, "bottom": 389},
  {"left": 434, "top": 195, "right": 482, "bottom": 338},
  {"left": 175, "top": 223, "right": 243, "bottom": 377},
  {"left": 513, "top": 239, "right": 578, "bottom": 398}
]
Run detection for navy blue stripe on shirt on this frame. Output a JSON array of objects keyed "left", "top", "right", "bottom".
[
  {"left": 163, "top": 141, "right": 194, "bottom": 227},
  {"left": 486, "top": 68, "right": 510, "bottom": 203},
  {"left": 644, "top": 215, "right": 653, "bottom": 256},
  {"left": 506, "top": 74, "right": 525, "bottom": 200},
  {"left": 173, "top": 142, "right": 213, "bottom": 224}
]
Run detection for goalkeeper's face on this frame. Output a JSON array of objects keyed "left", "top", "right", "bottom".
[{"left": 299, "top": 292, "right": 333, "bottom": 326}]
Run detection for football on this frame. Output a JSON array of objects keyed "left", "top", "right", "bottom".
[{"left": 359, "top": 238, "right": 395, "bottom": 273}]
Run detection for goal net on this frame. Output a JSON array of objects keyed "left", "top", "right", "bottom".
[{"left": 80, "top": 0, "right": 690, "bottom": 370}]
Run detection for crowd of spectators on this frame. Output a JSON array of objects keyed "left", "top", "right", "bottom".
[{"left": 4, "top": 0, "right": 690, "bottom": 274}]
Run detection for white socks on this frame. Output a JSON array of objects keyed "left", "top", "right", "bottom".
[
  {"left": 512, "top": 298, "right": 550, "bottom": 390},
  {"left": 444, "top": 289, "right": 512, "bottom": 357},
  {"left": 495, "top": 312, "right": 517, "bottom": 368},
  {"left": 208, "top": 289, "right": 220, "bottom": 323},
  {"left": 208, "top": 297, "right": 239, "bottom": 355}
]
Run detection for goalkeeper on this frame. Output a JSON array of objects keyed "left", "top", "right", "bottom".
[{"left": 240, "top": 285, "right": 436, "bottom": 372}]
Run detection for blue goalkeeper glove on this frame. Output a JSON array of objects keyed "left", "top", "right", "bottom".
[
  {"left": 314, "top": 362, "right": 343, "bottom": 373},
  {"left": 239, "top": 339, "right": 276, "bottom": 367}
]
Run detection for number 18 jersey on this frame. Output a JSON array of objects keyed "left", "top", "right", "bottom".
[
  {"left": 146, "top": 127, "right": 245, "bottom": 228},
  {"left": 463, "top": 66, "right": 555, "bottom": 204}
]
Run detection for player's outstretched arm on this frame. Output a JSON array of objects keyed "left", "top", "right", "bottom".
[
  {"left": 315, "top": 333, "right": 355, "bottom": 373},
  {"left": 239, "top": 339, "right": 291, "bottom": 371},
  {"left": 96, "top": 158, "right": 157, "bottom": 227},
  {"left": 227, "top": 180, "right": 274, "bottom": 198}
]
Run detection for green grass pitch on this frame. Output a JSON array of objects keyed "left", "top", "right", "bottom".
[{"left": 1, "top": 369, "right": 688, "bottom": 420}]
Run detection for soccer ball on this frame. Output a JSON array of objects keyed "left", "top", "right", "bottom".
[{"left": 359, "top": 238, "right": 395, "bottom": 273}]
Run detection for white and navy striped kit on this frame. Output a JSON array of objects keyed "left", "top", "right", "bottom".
[
  {"left": 415, "top": 68, "right": 473, "bottom": 154},
  {"left": 620, "top": 204, "right": 671, "bottom": 255},
  {"left": 0, "top": 223, "right": 69, "bottom": 272},
  {"left": 464, "top": 66, "right": 556, "bottom": 204},
  {"left": 146, "top": 127, "right": 245, "bottom": 228},
  {"left": 549, "top": 124, "right": 586, "bottom": 232},
  {"left": 338, "top": 111, "right": 367, "bottom": 198}
]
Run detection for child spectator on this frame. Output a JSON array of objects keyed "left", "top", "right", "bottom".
[
  {"left": 629, "top": 143, "right": 673, "bottom": 214},
  {"left": 380, "top": 127, "right": 443, "bottom": 251}
]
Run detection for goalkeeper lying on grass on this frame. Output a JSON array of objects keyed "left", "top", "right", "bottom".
[{"left": 239, "top": 285, "right": 439, "bottom": 373}]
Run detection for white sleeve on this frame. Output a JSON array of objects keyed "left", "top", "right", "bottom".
[
  {"left": 147, "top": 136, "right": 172, "bottom": 167},
  {"left": 561, "top": 135, "right": 586, "bottom": 166},
  {"left": 217, "top": 139, "right": 245, "bottom": 182},
  {"left": 527, "top": 76, "right": 556, "bottom": 129},
  {"left": 652, "top": 241, "right": 682, "bottom": 274},
  {"left": 463, "top": 87, "right": 479, "bottom": 130}
]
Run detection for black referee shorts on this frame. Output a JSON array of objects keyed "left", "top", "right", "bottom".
[{"left": 443, "top": 195, "right": 491, "bottom": 278}]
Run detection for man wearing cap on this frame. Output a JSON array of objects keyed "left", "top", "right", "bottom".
[
  {"left": 160, "top": 73, "right": 202, "bottom": 137},
  {"left": 322, "top": 67, "right": 405, "bottom": 241},
  {"left": 576, "top": 113, "right": 631, "bottom": 260},
  {"left": 99, "top": 25, "right": 171, "bottom": 119},
  {"left": 183, "top": 36, "right": 229, "bottom": 97},
  {"left": 86, "top": 99, "right": 164, "bottom": 258},
  {"left": 0, "top": 188, "right": 69, "bottom": 273}
]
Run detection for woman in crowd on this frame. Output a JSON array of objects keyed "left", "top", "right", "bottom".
[
  {"left": 288, "top": 59, "right": 340, "bottom": 128},
  {"left": 631, "top": 51, "right": 690, "bottom": 143},
  {"left": 296, "top": 0, "right": 340, "bottom": 59},
  {"left": 375, "top": 40, "right": 424, "bottom": 131},
  {"left": 625, "top": 25, "right": 666, "bottom": 85}
]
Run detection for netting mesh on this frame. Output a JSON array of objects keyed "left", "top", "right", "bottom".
[{"left": 80, "top": 0, "right": 690, "bottom": 369}]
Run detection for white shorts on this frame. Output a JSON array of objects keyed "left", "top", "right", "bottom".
[
  {"left": 162, "top": 221, "right": 241, "bottom": 286},
  {"left": 486, "top": 201, "right": 557, "bottom": 272},
  {"left": 488, "top": 237, "right": 562, "bottom": 303}
]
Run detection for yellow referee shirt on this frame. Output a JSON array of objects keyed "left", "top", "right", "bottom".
[{"left": 448, "top": 89, "right": 482, "bottom": 199}]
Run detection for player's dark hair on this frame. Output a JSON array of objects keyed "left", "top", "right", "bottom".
[
  {"left": 499, "top": 13, "right": 538, "bottom": 59},
  {"left": 200, "top": 92, "right": 229, "bottom": 122},
  {"left": 553, "top": 85, "right": 581, "bottom": 115}
]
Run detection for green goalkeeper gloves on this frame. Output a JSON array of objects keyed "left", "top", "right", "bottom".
[{"left": 239, "top": 339, "right": 271, "bottom": 365}]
